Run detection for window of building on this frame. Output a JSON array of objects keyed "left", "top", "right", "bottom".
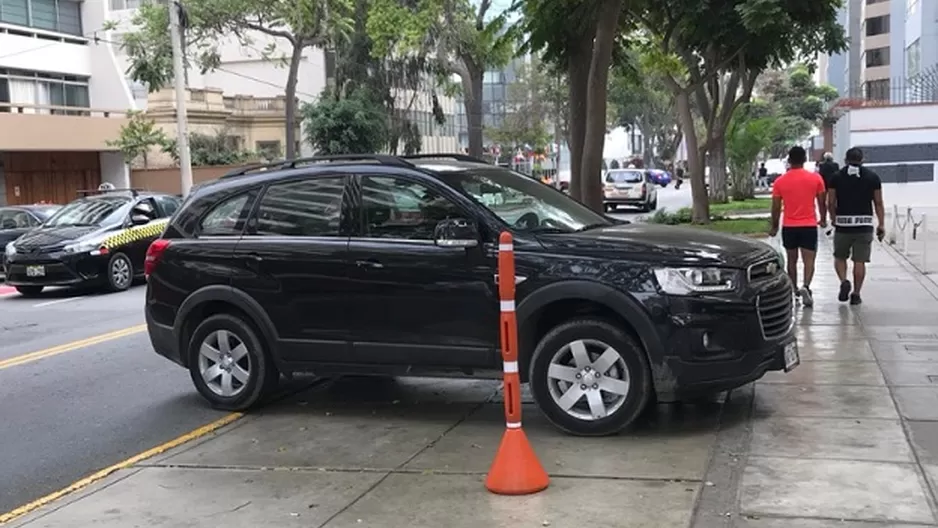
[
  {"left": 907, "top": 39, "right": 921, "bottom": 77},
  {"left": 0, "top": 68, "right": 90, "bottom": 114},
  {"left": 256, "top": 140, "right": 282, "bottom": 159},
  {"left": 865, "top": 79, "right": 890, "bottom": 101},
  {"left": 254, "top": 177, "right": 345, "bottom": 237},
  {"left": 109, "top": 0, "right": 149, "bottom": 11},
  {"left": 865, "top": 15, "right": 890, "bottom": 36},
  {"left": 865, "top": 47, "right": 890, "bottom": 67},
  {"left": 0, "top": 0, "right": 83, "bottom": 35},
  {"left": 360, "top": 176, "right": 463, "bottom": 240}
]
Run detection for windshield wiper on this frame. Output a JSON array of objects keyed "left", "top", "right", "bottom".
[{"left": 574, "top": 223, "right": 610, "bottom": 232}]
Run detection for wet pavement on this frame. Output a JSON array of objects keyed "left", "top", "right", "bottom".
[{"left": 9, "top": 237, "right": 938, "bottom": 527}]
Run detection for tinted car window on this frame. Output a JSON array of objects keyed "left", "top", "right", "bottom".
[
  {"left": 0, "top": 209, "right": 28, "bottom": 229},
  {"left": 43, "top": 197, "right": 130, "bottom": 227},
  {"left": 361, "top": 176, "right": 464, "bottom": 240},
  {"left": 200, "top": 193, "right": 252, "bottom": 236},
  {"left": 606, "top": 170, "right": 644, "bottom": 184},
  {"left": 155, "top": 195, "right": 181, "bottom": 217},
  {"left": 254, "top": 177, "right": 345, "bottom": 237}
]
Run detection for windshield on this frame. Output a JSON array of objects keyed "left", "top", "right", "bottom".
[
  {"left": 606, "top": 170, "right": 644, "bottom": 184},
  {"left": 438, "top": 167, "right": 609, "bottom": 232},
  {"left": 33, "top": 206, "right": 61, "bottom": 220},
  {"left": 43, "top": 197, "right": 130, "bottom": 228}
]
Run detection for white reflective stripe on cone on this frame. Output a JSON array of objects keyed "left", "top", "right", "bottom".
[
  {"left": 500, "top": 300, "right": 515, "bottom": 312},
  {"left": 503, "top": 361, "right": 519, "bottom": 373},
  {"left": 498, "top": 243, "right": 513, "bottom": 251},
  {"left": 506, "top": 422, "right": 522, "bottom": 429}
]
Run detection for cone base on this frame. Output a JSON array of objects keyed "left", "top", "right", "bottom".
[{"left": 484, "top": 428, "right": 550, "bottom": 495}]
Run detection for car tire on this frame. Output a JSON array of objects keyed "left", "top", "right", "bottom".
[
  {"left": 106, "top": 252, "right": 134, "bottom": 292},
  {"left": 16, "top": 285, "right": 43, "bottom": 297},
  {"left": 188, "top": 313, "right": 279, "bottom": 411},
  {"left": 528, "top": 317, "right": 652, "bottom": 436},
  {"left": 651, "top": 198, "right": 658, "bottom": 210}
]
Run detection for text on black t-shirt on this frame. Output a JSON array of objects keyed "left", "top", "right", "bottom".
[{"left": 828, "top": 165, "right": 882, "bottom": 232}]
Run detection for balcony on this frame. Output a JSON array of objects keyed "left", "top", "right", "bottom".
[
  {"left": 223, "top": 95, "right": 294, "bottom": 116},
  {"left": 0, "top": 103, "right": 129, "bottom": 151}
]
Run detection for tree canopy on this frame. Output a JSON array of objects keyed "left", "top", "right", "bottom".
[
  {"left": 302, "top": 88, "right": 389, "bottom": 154},
  {"left": 752, "top": 66, "right": 840, "bottom": 157}
]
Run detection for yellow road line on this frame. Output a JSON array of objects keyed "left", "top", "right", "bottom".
[
  {"left": 0, "top": 325, "right": 147, "bottom": 371},
  {"left": 0, "top": 412, "right": 243, "bottom": 525}
]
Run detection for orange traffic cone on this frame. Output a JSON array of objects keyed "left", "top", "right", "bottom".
[{"left": 485, "top": 427, "right": 550, "bottom": 495}]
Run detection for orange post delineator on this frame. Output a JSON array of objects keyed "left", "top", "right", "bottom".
[{"left": 485, "top": 231, "right": 550, "bottom": 495}]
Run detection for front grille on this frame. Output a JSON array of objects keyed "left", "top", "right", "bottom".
[
  {"left": 747, "top": 258, "right": 781, "bottom": 282},
  {"left": 757, "top": 283, "right": 793, "bottom": 340}
]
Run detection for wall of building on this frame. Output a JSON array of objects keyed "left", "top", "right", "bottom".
[
  {"left": 0, "top": 28, "right": 91, "bottom": 77},
  {"left": 99, "top": 151, "right": 129, "bottom": 188}
]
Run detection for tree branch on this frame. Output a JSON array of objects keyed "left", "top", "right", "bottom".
[
  {"left": 476, "top": 0, "right": 492, "bottom": 30},
  {"left": 242, "top": 21, "right": 296, "bottom": 44}
]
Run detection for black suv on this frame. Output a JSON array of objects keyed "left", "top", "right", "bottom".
[{"left": 145, "top": 154, "right": 797, "bottom": 436}]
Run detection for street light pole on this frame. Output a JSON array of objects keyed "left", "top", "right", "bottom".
[{"left": 169, "top": 0, "right": 193, "bottom": 196}]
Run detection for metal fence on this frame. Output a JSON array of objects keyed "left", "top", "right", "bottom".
[
  {"left": 886, "top": 205, "right": 937, "bottom": 275},
  {"left": 842, "top": 67, "right": 938, "bottom": 106}
]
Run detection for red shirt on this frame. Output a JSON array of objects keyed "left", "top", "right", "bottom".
[{"left": 772, "top": 168, "right": 826, "bottom": 227}]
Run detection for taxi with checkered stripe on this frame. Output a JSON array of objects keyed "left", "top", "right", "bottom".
[{"left": 3, "top": 188, "right": 181, "bottom": 296}]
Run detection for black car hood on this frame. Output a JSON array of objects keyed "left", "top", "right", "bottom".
[
  {"left": 537, "top": 223, "right": 775, "bottom": 268},
  {"left": 13, "top": 225, "right": 111, "bottom": 250}
]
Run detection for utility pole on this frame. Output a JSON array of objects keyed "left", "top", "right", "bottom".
[
  {"left": 168, "top": 0, "right": 193, "bottom": 196},
  {"left": 553, "top": 75, "right": 563, "bottom": 190}
]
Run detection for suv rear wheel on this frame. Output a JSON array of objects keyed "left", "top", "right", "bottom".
[
  {"left": 528, "top": 318, "right": 652, "bottom": 436},
  {"left": 187, "top": 313, "right": 279, "bottom": 410}
]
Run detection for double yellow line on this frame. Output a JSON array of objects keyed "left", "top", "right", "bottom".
[{"left": 0, "top": 325, "right": 147, "bottom": 371}]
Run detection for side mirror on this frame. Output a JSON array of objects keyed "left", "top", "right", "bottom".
[
  {"left": 433, "top": 218, "right": 479, "bottom": 248},
  {"left": 130, "top": 214, "right": 151, "bottom": 226}
]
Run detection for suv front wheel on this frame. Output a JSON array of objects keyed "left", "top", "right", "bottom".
[
  {"left": 528, "top": 318, "right": 652, "bottom": 436},
  {"left": 187, "top": 313, "right": 279, "bottom": 410}
]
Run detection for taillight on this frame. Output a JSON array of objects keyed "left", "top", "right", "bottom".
[{"left": 145, "top": 239, "right": 172, "bottom": 277}]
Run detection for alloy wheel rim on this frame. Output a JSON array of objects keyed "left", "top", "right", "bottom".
[
  {"left": 198, "top": 329, "right": 252, "bottom": 398},
  {"left": 546, "top": 339, "right": 631, "bottom": 421},
  {"left": 112, "top": 258, "right": 131, "bottom": 288}
]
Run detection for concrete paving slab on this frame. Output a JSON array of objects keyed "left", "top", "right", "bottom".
[
  {"left": 754, "top": 384, "right": 899, "bottom": 420},
  {"left": 160, "top": 402, "right": 475, "bottom": 471},
  {"left": 321, "top": 473, "right": 699, "bottom": 528},
  {"left": 13, "top": 466, "right": 385, "bottom": 528},
  {"left": 863, "top": 326, "right": 938, "bottom": 342},
  {"left": 750, "top": 416, "right": 912, "bottom": 463},
  {"left": 795, "top": 306, "right": 860, "bottom": 326},
  {"left": 857, "top": 308, "right": 938, "bottom": 327},
  {"left": 760, "top": 360, "right": 885, "bottom": 386},
  {"left": 736, "top": 516, "right": 935, "bottom": 528},
  {"left": 907, "top": 422, "right": 938, "bottom": 465},
  {"left": 796, "top": 325, "right": 867, "bottom": 344},
  {"left": 740, "top": 457, "right": 934, "bottom": 524},
  {"left": 880, "top": 361, "right": 938, "bottom": 386},
  {"left": 894, "top": 387, "right": 938, "bottom": 421},
  {"left": 797, "top": 339, "right": 876, "bottom": 362},
  {"left": 405, "top": 403, "right": 719, "bottom": 480},
  {"left": 872, "top": 341, "right": 938, "bottom": 362}
]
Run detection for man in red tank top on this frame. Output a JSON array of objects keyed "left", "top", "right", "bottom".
[{"left": 769, "top": 146, "right": 828, "bottom": 307}]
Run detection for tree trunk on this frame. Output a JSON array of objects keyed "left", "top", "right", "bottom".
[
  {"left": 730, "top": 162, "right": 755, "bottom": 201},
  {"left": 674, "top": 90, "right": 709, "bottom": 223},
  {"left": 707, "top": 135, "right": 728, "bottom": 203},
  {"left": 579, "top": 0, "right": 622, "bottom": 212},
  {"left": 462, "top": 63, "right": 485, "bottom": 158},
  {"left": 285, "top": 43, "right": 304, "bottom": 159},
  {"left": 642, "top": 124, "right": 654, "bottom": 168},
  {"left": 567, "top": 54, "right": 590, "bottom": 201}
]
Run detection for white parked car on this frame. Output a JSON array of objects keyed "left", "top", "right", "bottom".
[{"left": 603, "top": 169, "right": 658, "bottom": 212}]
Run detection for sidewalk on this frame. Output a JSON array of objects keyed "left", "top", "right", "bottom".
[{"left": 8, "top": 240, "right": 938, "bottom": 527}]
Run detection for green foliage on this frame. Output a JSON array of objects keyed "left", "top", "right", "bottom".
[
  {"left": 106, "top": 111, "right": 171, "bottom": 168},
  {"left": 485, "top": 55, "right": 560, "bottom": 151},
  {"left": 608, "top": 59, "right": 682, "bottom": 165},
  {"left": 302, "top": 88, "right": 389, "bottom": 154},
  {"left": 162, "top": 130, "right": 257, "bottom": 167},
  {"left": 648, "top": 207, "right": 694, "bottom": 225},
  {"left": 755, "top": 65, "right": 840, "bottom": 156}
]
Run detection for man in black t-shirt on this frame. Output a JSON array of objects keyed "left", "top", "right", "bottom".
[
  {"left": 817, "top": 152, "right": 840, "bottom": 190},
  {"left": 826, "top": 147, "right": 885, "bottom": 305}
]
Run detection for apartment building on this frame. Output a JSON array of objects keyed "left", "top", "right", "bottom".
[{"left": 0, "top": 0, "right": 136, "bottom": 205}]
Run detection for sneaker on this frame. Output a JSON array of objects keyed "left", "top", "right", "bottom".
[
  {"left": 801, "top": 287, "right": 814, "bottom": 307},
  {"left": 850, "top": 293, "right": 862, "bottom": 305},
  {"left": 838, "top": 280, "right": 852, "bottom": 302}
]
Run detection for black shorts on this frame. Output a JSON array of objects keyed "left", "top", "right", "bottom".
[{"left": 781, "top": 226, "right": 818, "bottom": 251}]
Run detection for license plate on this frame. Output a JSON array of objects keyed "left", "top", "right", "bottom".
[
  {"left": 783, "top": 342, "right": 800, "bottom": 372},
  {"left": 26, "top": 265, "right": 45, "bottom": 277}
]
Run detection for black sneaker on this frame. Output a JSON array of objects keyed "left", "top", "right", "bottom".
[
  {"left": 850, "top": 293, "right": 862, "bottom": 305},
  {"left": 801, "top": 287, "right": 814, "bottom": 307},
  {"left": 838, "top": 280, "right": 852, "bottom": 302}
]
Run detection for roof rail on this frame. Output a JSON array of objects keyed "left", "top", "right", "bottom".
[
  {"left": 221, "top": 154, "right": 415, "bottom": 178},
  {"left": 77, "top": 187, "right": 140, "bottom": 198},
  {"left": 402, "top": 154, "right": 489, "bottom": 164}
]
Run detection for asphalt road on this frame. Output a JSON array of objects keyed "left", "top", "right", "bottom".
[
  {"left": 0, "top": 186, "right": 692, "bottom": 514},
  {"left": 607, "top": 184, "right": 693, "bottom": 222},
  {"left": 0, "top": 282, "right": 229, "bottom": 513}
]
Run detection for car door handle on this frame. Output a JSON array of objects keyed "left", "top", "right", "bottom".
[{"left": 355, "top": 259, "right": 384, "bottom": 269}]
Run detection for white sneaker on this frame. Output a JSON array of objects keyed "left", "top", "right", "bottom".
[{"left": 801, "top": 287, "right": 814, "bottom": 307}]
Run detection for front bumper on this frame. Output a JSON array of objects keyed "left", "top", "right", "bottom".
[
  {"left": 604, "top": 196, "right": 647, "bottom": 206},
  {"left": 4, "top": 251, "right": 110, "bottom": 287},
  {"left": 653, "top": 276, "right": 796, "bottom": 399}
]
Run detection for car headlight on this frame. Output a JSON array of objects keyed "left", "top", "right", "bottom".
[
  {"left": 653, "top": 267, "right": 740, "bottom": 294},
  {"left": 4, "top": 242, "right": 15, "bottom": 257},
  {"left": 63, "top": 236, "right": 107, "bottom": 255}
]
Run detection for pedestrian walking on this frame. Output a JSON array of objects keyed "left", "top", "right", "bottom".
[
  {"left": 817, "top": 152, "right": 840, "bottom": 190},
  {"left": 675, "top": 163, "right": 685, "bottom": 189},
  {"left": 758, "top": 162, "right": 769, "bottom": 189},
  {"left": 826, "top": 147, "right": 886, "bottom": 305},
  {"left": 769, "top": 146, "right": 828, "bottom": 307}
]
